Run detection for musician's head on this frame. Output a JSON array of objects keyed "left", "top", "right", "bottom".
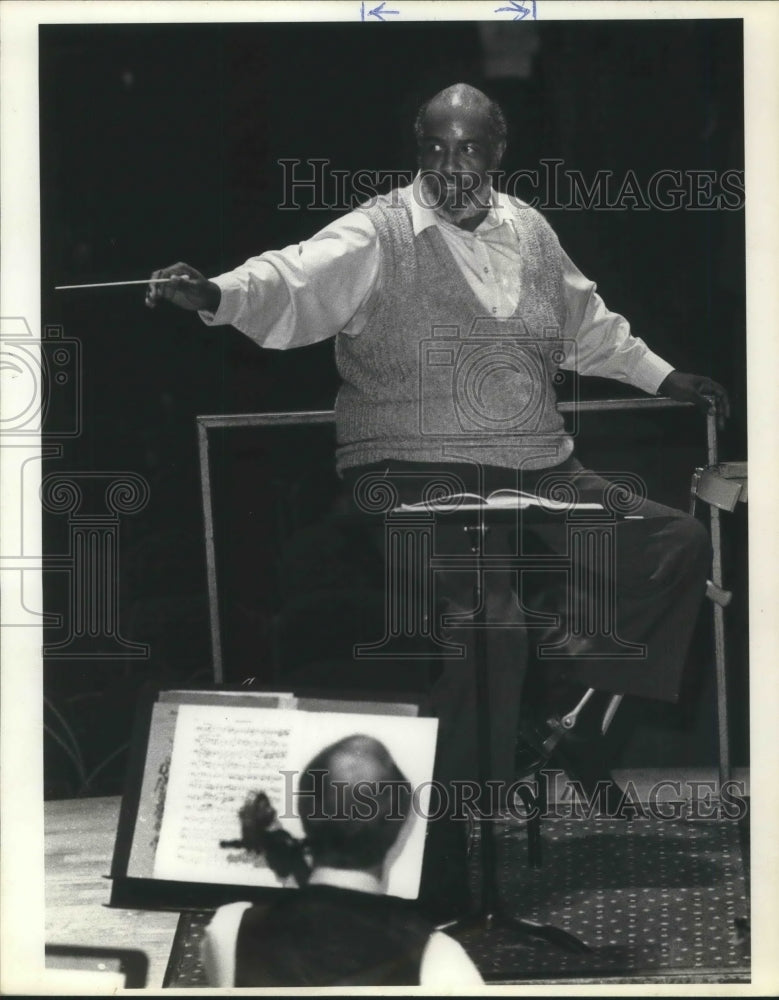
[{"left": 298, "top": 734, "right": 411, "bottom": 872}]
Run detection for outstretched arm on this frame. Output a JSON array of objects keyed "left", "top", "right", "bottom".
[{"left": 144, "top": 211, "right": 380, "bottom": 349}]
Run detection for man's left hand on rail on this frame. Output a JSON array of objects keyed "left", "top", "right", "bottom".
[{"left": 658, "top": 371, "right": 731, "bottom": 429}]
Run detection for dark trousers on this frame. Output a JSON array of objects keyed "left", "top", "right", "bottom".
[{"left": 340, "top": 456, "right": 711, "bottom": 789}]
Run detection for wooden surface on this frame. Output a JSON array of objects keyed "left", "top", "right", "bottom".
[{"left": 45, "top": 796, "right": 178, "bottom": 989}]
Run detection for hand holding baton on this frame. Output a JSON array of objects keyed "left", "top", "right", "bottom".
[{"left": 55, "top": 263, "right": 221, "bottom": 313}]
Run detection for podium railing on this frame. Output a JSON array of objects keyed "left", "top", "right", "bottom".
[{"left": 197, "top": 396, "right": 734, "bottom": 783}]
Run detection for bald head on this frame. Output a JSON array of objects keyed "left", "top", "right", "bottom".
[
  {"left": 414, "top": 83, "right": 507, "bottom": 153},
  {"left": 309, "top": 734, "right": 403, "bottom": 792},
  {"left": 299, "top": 735, "right": 411, "bottom": 870}
]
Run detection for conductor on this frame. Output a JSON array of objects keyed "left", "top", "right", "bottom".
[{"left": 148, "top": 83, "right": 729, "bottom": 908}]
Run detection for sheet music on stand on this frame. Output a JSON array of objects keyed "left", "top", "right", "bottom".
[{"left": 110, "top": 686, "right": 437, "bottom": 910}]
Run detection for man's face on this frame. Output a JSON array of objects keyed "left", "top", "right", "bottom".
[{"left": 417, "top": 102, "right": 503, "bottom": 224}]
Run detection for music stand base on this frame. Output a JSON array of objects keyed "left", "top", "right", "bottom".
[{"left": 437, "top": 904, "right": 591, "bottom": 954}]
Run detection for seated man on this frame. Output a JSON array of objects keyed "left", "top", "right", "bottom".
[
  {"left": 150, "top": 80, "right": 729, "bottom": 906},
  {"left": 201, "top": 734, "right": 483, "bottom": 988}
]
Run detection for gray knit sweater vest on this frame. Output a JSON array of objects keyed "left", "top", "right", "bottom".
[{"left": 334, "top": 194, "right": 573, "bottom": 473}]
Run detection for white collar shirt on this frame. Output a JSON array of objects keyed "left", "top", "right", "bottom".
[
  {"left": 201, "top": 178, "right": 672, "bottom": 395},
  {"left": 406, "top": 175, "right": 525, "bottom": 318}
]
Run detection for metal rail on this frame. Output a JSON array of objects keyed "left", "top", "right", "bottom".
[
  {"left": 196, "top": 396, "right": 693, "bottom": 431},
  {"left": 197, "top": 396, "right": 732, "bottom": 785}
]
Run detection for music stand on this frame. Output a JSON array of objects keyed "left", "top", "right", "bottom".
[{"left": 431, "top": 501, "right": 591, "bottom": 954}]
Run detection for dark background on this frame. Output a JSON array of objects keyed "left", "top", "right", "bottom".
[{"left": 38, "top": 19, "right": 747, "bottom": 797}]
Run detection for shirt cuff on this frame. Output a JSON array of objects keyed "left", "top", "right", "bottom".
[
  {"left": 197, "top": 273, "right": 246, "bottom": 327},
  {"left": 629, "top": 351, "right": 675, "bottom": 396}
]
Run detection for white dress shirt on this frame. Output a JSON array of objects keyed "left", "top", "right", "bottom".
[
  {"left": 200, "top": 866, "right": 484, "bottom": 988},
  {"left": 200, "top": 177, "right": 673, "bottom": 397}
]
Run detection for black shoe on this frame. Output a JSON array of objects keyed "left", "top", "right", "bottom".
[
  {"left": 548, "top": 734, "right": 632, "bottom": 818},
  {"left": 515, "top": 713, "right": 631, "bottom": 819},
  {"left": 515, "top": 715, "right": 559, "bottom": 777}
]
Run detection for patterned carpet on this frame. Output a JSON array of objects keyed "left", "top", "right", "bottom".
[
  {"left": 163, "top": 812, "right": 750, "bottom": 987},
  {"left": 457, "top": 813, "right": 750, "bottom": 983}
]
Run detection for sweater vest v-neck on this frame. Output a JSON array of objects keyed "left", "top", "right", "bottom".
[{"left": 334, "top": 194, "right": 573, "bottom": 473}]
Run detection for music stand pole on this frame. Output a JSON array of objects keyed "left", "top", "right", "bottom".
[{"left": 438, "top": 507, "right": 590, "bottom": 954}]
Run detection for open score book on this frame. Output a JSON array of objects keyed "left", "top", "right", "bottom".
[{"left": 398, "top": 488, "right": 604, "bottom": 513}]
